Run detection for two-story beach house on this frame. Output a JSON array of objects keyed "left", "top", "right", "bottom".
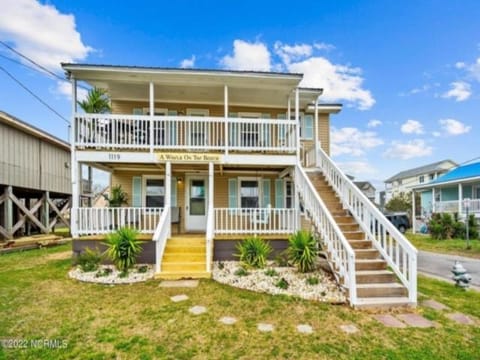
[{"left": 64, "top": 64, "right": 417, "bottom": 307}]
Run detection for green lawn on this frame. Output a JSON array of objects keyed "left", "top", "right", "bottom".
[
  {"left": 406, "top": 232, "right": 480, "bottom": 258},
  {"left": 1, "top": 245, "right": 479, "bottom": 359}
]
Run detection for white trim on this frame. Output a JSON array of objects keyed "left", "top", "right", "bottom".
[{"left": 186, "top": 108, "right": 209, "bottom": 116}]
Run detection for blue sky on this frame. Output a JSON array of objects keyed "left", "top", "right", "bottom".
[{"left": 0, "top": 0, "right": 479, "bottom": 190}]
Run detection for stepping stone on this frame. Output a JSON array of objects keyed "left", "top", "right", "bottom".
[
  {"left": 373, "top": 314, "right": 407, "bottom": 328},
  {"left": 257, "top": 323, "right": 274, "bottom": 332},
  {"left": 422, "top": 299, "right": 450, "bottom": 311},
  {"left": 170, "top": 294, "right": 189, "bottom": 302},
  {"left": 297, "top": 324, "right": 313, "bottom": 334},
  {"left": 339, "top": 324, "right": 359, "bottom": 334},
  {"left": 219, "top": 316, "right": 237, "bottom": 325},
  {"left": 189, "top": 306, "right": 207, "bottom": 315},
  {"left": 446, "top": 313, "right": 476, "bottom": 325},
  {"left": 397, "top": 314, "right": 436, "bottom": 328},
  {"left": 160, "top": 280, "right": 199, "bottom": 288}
]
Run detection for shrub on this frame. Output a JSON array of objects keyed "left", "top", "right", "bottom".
[
  {"left": 429, "top": 213, "right": 455, "bottom": 240},
  {"left": 95, "top": 267, "right": 113, "bottom": 278},
  {"left": 104, "top": 227, "right": 142, "bottom": 273},
  {"left": 306, "top": 276, "right": 319, "bottom": 285},
  {"left": 136, "top": 265, "right": 149, "bottom": 273},
  {"left": 235, "top": 236, "right": 272, "bottom": 269},
  {"left": 77, "top": 247, "right": 103, "bottom": 272},
  {"left": 467, "top": 215, "right": 479, "bottom": 239},
  {"left": 288, "top": 231, "right": 318, "bottom": 273},
  {"left": 274, "top": 250, "right": 290, "bottom": 267},
  {"left": 275, "top": 277, "right": 289, "bottom": 289},
  {"left": 234, "top": 267, "right": 249, "bottom": 276},
  {"left": 264, "top": 268, "right": 278, "bottom": 277}
]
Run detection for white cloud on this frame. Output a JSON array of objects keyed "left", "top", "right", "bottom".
[
  {"left": 367, "top": 119, "right": 382, "bottom": 128},
  {"left": 442, "top": 81, "right": 471, "bottom": 101},
  {"left": 337, "top": 161, "right": 378, "bottom": 177},
  {"left": 313, "top": 42, "right": 335, "bottom": 51},
  {"left": 401, "top": 119, "right": 424, "bottom": 134},
  {"left": 331, "top": 127, "right": 384, "bottom": 156},
  {"left": 384, "top": 139, "right": 433, "bottom": 160},
  {"left": 274, "top": 42, "right": 312, "bottom": 64},
  {"left": 180, "top": 55, "right": 196, "bottom": 68},
  {"left": 220, "top": 40, "right": 271, "bottom": 71},
  {"left": 455, "top": 62, "right": 466, "bottom": 69},
  {"left": 0, "top": 0, "right": 92, "bottom": 72},
  {"left": 439, "top": 118, "right": 471, "bottom": 136},
  {"left": 432, "top": 131, "right": 441, "bottom": 137},
  {"left": 54, "top": 80, "right": 88, "bottom": 101},
  {"left": 288, "top": 57, "right": 375, "bottom": 110},
  {"left": 467, "top": 58, "right": 480, "bottom": 81}
]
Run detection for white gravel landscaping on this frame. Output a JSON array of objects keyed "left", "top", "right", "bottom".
[
  {"left": 212, "top": 261, "right": 346, "bottom": 303},
  {"left": 68, "top": 264, "right": 154, "bottom": 284}
]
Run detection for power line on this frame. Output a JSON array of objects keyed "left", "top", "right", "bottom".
[
  {"left": 0, "top": 40, "right": 89, "bottom": 91},
  {"left": 0, "top": 65, "right": 69, "bottom": 124}
]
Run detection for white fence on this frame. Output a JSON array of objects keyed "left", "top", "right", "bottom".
[
  {"left": 214, "top": 207, "right": 296, "bottom": 235},
  {"left": 76, "top": 207, "right": 163, "bottom": 235},
  {"left": 74, "top": 114, "right": 297, "bottom": 153},
  {"left": 435, "top": 199, "right": 480, "bottom": 214}
]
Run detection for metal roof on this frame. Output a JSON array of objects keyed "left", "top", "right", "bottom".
[
  {"left": 385, "top": 159, "right": 457, "bottom": 183},
  {"left": 413, "top": 161, "right": 480, "bottom": 189}
]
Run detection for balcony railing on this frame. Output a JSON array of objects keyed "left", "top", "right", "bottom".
[
  {"left": 435, "top": 199, "right": 480, "bottom": 214},
  {"left": 74, "top": 114, "right": 297, "bottom": 153}
]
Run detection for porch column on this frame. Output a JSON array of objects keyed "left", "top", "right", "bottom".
[
  {"left": 411, "top": 190, "right": 416, "bottom": 234},
  {"left": 208, "top": 162, "right": 214, "bottom": 214},
  {"left": 432, "top": 188, "right": 436, "bottom": 213},
  {"left": 314, "top": 97, "right": 320, "bottom": 167},
  {"left": 4, "top": 186, "right": 13, "bottom": 239},
  {"left": 458, "top": 183, "right": 463, "bottom": 215},
  {"left": 224, "top": 85, "right": 229, "bottom": 156},
  {"left": 165, "top": 161, "right": 171, "bottom": 238},
  {"left": 295, "top": 88, "right": 300, "bottom": 162},
  {"left": 149, "top": 82, "right": 154, "bottom": 153},
  {"left": 70, "top": 76, "right": 79, "bottom": 238},
  {"left": 287, "top": 95, "right": 291, "bottom": 120},
  {"left": 88, "top": 166, "right": 93, "bottom": 207}
]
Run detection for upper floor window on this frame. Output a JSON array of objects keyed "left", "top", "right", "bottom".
[
  {"left": 429, "top": 173, "right": 435, "bottom": 180},
  {"left": 419, "top": 175, "right": 425, "bottom": 183}
]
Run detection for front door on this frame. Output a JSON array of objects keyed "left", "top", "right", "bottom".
[{"left": 185, "top": 176, "right": 208, "bottom": 232}]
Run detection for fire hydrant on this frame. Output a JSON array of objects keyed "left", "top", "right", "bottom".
[{"left": 451, "top": 261, "right": 472, "bottom": 289}]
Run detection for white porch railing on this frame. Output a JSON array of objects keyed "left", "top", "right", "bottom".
[
  {"left": 76, "top": 207, "right": 162, "bottom": 235},
  {"left": 214, "top": 207, "right": 296, "bottom": 235},
  {"left": 74, "top": 113, "right": 297, "bottom": 153},
  {"left": 435, "top": 199, "right": 480, "bottom": 214},
  {"left": 153, "top": 207, "right": 170, "bottom": 273},
  {"left": 294, "top": 165, "right": 357, "bottom": 305},
  {"left": 206, "top": 206, "right": 214, "bottom": 272},
  {"left": 317, "top": 147, "right": 417, "bottom": 303}
]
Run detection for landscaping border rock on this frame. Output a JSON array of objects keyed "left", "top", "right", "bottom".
[{"left": 68, "top": 264, "right": 154, "bottom": 284}]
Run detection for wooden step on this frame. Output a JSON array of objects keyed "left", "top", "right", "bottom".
[
  {"left": 356, "top": 283, "right": 408, "bottom": 298},
  {"left": 330, "top": 210, "right": 350, "bottom": 217},
  {"left": 167, "top": 238, "right": 206, "bottom": 246},
  {"left": 349, "top": 240, "right": 373, "bottom": 249},
  {"left": 333, "top": 216, "right": 354, "bottom": 223},
  {"left": 354, "top": 249, "right": 380, "bottom": 259},
  {"left": 356, "top": 270, "right": 397, "bottom": 284},
  {"left": 164, "top": 245, "right": 205, "bottom": 253},
  {"left": 343, "top": 231, "right": 365, "bottom": 240},
  {"left": 156, "top": 271, "right": 211, "bottom": 280},
  {"left": 355, "top": 259, "right": 387, "bottom": 271},
  {"left": 338, "top": 223, "right": 360, "bottom": 232},
  {"left": 162, "top": 253, "right": 205, "bottom": 262},
  {"left": 161, "top": 262, "right": 206, "bottom": 272},
  {"left": 354, "top": 297, "right": 414, "bottom": 309}
]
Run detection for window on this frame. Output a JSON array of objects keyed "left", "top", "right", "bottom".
[
  {"left": 145, "top": 179, "right": 164, "bottom": 207},
  {"left": 240, "top": 180, "right": 259, "bottom": 208},
  {"left": 285, "top": 180, "right": 293, "bottom": 208},
  {"left": 429, "top": 173, "right": 435, "bottom": 180},
  {"left": 419, "top": 175, "right": 425, "bottom": 183},
  {"left": 474, "top": 185, "right": 480, "bottom": 199}
]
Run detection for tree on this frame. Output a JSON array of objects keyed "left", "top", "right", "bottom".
[
  {"left": 77, "top": 87, "right": 111, "bottom": 113},
  {"left": 385, "top": 191, "right": 420, "bottom": 214}
]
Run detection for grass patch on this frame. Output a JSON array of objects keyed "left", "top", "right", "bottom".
[
  {"left": 406, "top": 232, "right": 480, "bottom": 258},
  {"left": 0, "top": 245, "right": 480, "bottom": 359}
]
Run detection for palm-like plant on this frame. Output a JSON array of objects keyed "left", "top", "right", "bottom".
[
  {"left": 288, "top": 230, "right": 318, "bottom": 273},
  {"left": 103, "top": 185, "right": 128, "bottom": 207},
  {"left": 105, "top": 227, "right": 142, "bottom": 273},
  {"left": 77, "top": 87, "right": 111, "bottom": 113}
]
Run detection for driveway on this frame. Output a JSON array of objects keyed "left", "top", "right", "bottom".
[{"left": 418, "top": 250, "right": 480, "bottom": 288}]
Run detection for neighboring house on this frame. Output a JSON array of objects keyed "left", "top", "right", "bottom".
[
  {"left": 64, "top": 63, "right": 417, "bottom": 306},
  {"left": 354, "top": 181, "right": 376, "bottom": 203},
  {"left": 412, "top": 160, "right": 480, "bottom": 222},
  {"left": 0, "top": 111, "right": 71, "bottom": 239},
  {"left": 384, "top": 159, "right": 457, "bottom": 201}
]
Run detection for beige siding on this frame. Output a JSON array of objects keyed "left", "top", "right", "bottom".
[
  {"left": 318, "top": 113, "right": 330, "bottom": 155},
  {"left": 0, "top": 122, "right": 70, "bottom": 193}
]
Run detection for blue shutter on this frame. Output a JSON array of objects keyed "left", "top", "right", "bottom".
[
  {"left": 262, "top": 179, "right": 271, "bottom": 208},
  {"left": 228, "top": 179, "right": 238, "bottom": 208},
  {"left": 304, "top": 115, "right": 313, "bottom": 139},
  {"left": 167, "top": 110, "right": 177, "bottom": 146},
  {"left": 132, "top": 176, "right": 142, "bottom": 207},
  {"left": 275, "top": 179, "right": 285, "bottom": 208},
  {"left": 228, "top": 112, "right": 238, "bottom": 147},
  {"left": 171, "top": 177, "right": 177, "bottom": 206},
  {"left": 133, "top": 108, "right": 143, "bottom": 115},
  {"left": 261, "top": 113, "right": 271, "bottom": 148}
]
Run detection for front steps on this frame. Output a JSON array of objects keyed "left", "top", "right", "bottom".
[
  {"left": 156, "top": 236, "right": 210, "bottom": 279},
  {"left": 307, "top": 172, "right": 411, "bottom": 308}
]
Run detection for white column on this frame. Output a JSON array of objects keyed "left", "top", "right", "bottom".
[
  {"left": 207, "top": 162, "right": 214, "bottom": 272},
  {"left": 287, "top": 95, "right": 291, "bottom": 120},
  {"left": 165, "top": 161, "right": 171, "bottom": 238},
  {"left": 149, "top": 82, "right": 154, "bottom": 153},
  {"left": 295, "top": 88, "right": 300, "bottom": 162},
  {"left": 458, "top": 183, "right": 463, "bottom": 215},
  {"left": 208, "top": 162, "right": 214, "bottom": 213},
  {"left": 432, "top": 188, "right": 436, "bottom": 213},
  {"left": 314, "top": 97, "right": 320, "bottom": 167},
  {"left": 70, "top": 77, "right": 79, "bottom": 237},
  {"left": 412, "top": 191, "right": 416, "bottom": 234},
  {"left": 224, "top": 85, "right": 229, "bottom": 156}
]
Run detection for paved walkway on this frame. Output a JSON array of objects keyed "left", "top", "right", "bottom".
[{"left": 418, "top": 250, "right": 480, "bottom": 288}]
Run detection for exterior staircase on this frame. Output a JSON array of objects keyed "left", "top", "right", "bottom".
[
  {"left": 307, "top": 171, "right": 411, "bottom": 308},
  {"left": 156, "top": 235, "right": 210, "bottom": 279}
]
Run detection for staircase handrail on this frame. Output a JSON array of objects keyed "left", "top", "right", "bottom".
[
  {"left": 206, "top": 206, "right": 214, "bottom": 272},
  {"left": 153, "top": 206, "right": 171, "bottom": 273},
  {"left": 295, "top": 165, "right": 357, "bottom": 305},
  {"left": 316, "top": 146, "right": 417, "bottom": 303}
]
